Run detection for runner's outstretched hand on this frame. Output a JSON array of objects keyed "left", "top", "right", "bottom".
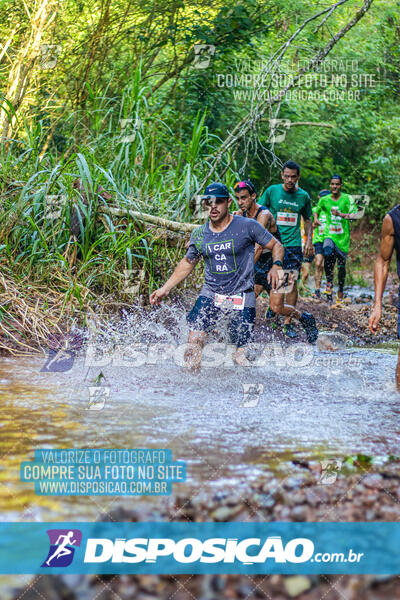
[
  {"left": 267, "top": 265, "right": 283, "bottom": 290},
  {"left": 368, "top": 306, "right": 381, "bottom": 334},
  {"left": 304, "top": 240, "right": 314, "bottom": 258},
  {"left": 150, "top": 286, "right": 170, "bottom": 306}
]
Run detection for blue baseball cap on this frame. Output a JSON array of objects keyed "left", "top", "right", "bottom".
[{"left": 202, "top": 182, "right": 230, "bottom": 199}]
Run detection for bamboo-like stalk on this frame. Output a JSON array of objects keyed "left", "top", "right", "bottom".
[{"left": 101, "top": 206, "right": 198, "bottom": 233}]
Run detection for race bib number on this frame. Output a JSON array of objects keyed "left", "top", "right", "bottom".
[
  {"left": 277, "top": 211, "right": 298, "bottom": 227},
  {"left": 330, "top": 208, "right": 343, "bottom": 234},
  {"left": 214, "top": 293, "right": 245, "bottom": 310},
  {"left": 329, "top": 223, "right": 343, "bottom": 234}
]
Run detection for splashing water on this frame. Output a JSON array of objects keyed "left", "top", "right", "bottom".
[{"left": 0, "top": 300, "right": 399, "bottom": 521}]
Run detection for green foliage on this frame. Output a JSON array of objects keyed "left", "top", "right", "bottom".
[
  {"left": 343, "top": 454, "right": 374, "bottom": 468},
  {"left": 345, "top": 271, "right": 369, "bottom": 287},
  {"left": 0, "top": 0, "right": 398, "bottom": 307}
]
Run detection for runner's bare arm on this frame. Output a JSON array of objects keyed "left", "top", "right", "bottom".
[
  {"left": 254, "top": 210, "right": 277, "bottom": 263},
  {"left": 313, "top": 210, "right": 321, "bottom": 227},
  {"left": 343, "top": 210, "right": 364, "bottom": 220},
  {"left": 332, "top": 208, "right": 362, "bottom": 220},
  {"left": 258, "top": 210, "right": 278, "bottom": 234},
  {"left": 264, "top": 236, "right": 284, "bottom": 258},
  {"left": 303, "top": 218, "right": 313, "bottom": 257},
  {"left": 369, "top": 215, "right": 395, "bottom": 333},
  {"left": 332, "top": 200, "right": 363, "bottom": 220},
  {"left": 150, "top": 258, "right": 198, "bottom": 305},
  {"left": 264, "top": 237, "right": 284, "bottom": 289},
  {"left": 254, "top": 243, "right": 263, "bottom": 264}
]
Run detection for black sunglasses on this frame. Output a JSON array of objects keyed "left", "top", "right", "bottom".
[{"left": 202, "top": 196, "right": 229, "bottom": 207}]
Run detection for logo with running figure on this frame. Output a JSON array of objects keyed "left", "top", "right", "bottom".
[
  {"left": 319, "top": 460, "right": 342, "bottom": 485},
  {"left": 42, "top": 529, "right": 82, "bottom": 567},
  {"left": 193, "top": 44, "right": 215, "bottom": 69}
]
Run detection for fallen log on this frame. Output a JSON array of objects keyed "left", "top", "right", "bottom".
[
  {"left": 146, "top": 226, "right": 190, "bottom": 247},
  {"left": 100, "top": 206, "right": 198, "bottom": 233},
  {"left": 100, "top": 213, "right": 190, "bottom": 247}
]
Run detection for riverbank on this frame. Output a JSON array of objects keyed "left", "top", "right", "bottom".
[{"left": 1, "top": 276, "right": 397, "bottom": 356}]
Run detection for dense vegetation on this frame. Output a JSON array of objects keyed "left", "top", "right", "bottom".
[{"left": 0, "top": 0, "right": 399, "bottom": 342}]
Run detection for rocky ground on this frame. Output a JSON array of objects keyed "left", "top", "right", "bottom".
[
  {"left": 269, "top": 293, "right": 397, "bottom": 346},
  {"left": 254, "top": 269, "right": 399, "bottom": 347},
  {"left": 13, "top": 461, "right": 400, "bottom": 599}
]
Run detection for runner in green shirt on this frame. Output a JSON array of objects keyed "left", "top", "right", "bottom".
[
  {"left": 314, "top": 175, "right": 359, "bottom": 303},
  {"left": 259, "top": 160, "right": 314, "bottom": 338},
  {"left": 302, "top": 190, "right": 331, "bottom": 296},
  {"left": 311, "top": 190, "right": 330, "bottom": 299}
]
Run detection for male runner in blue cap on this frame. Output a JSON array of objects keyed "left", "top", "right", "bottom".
[{"left": 150, "top": 182, "right": 284, "bottom": 369}]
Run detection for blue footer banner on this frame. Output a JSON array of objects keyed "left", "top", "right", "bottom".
[{"left": 0, "top": 522, "right": 398, "bottom": 574}]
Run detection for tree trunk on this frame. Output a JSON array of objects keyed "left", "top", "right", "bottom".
[{"left": 0, "top": 0, "right": 58, "bottom": 142}]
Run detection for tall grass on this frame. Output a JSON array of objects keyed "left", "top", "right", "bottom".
[{"left": 0, "top": 65, "right": 240, "bottom": 335}]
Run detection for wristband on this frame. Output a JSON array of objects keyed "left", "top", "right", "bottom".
[{"left": 273, "top": 260, "right": 283, "bottom": 267}]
